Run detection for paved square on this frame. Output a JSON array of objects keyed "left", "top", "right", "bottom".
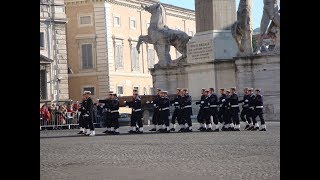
[{"left": 40, "top": 122, "right": 280, "bottom": 180}]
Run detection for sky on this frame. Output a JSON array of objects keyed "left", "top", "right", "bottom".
[{"left": 159, "top": 0, "right": 280, "bottom": 30}]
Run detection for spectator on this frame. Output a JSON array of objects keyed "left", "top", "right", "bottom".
[{"left": 40, "top": 104, "right": 50, "bottom": 126}]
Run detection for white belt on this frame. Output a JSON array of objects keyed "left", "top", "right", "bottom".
[
  {"left": 134, "top": 109, "right": 141, "bottom": 112},
  {"left": 174, "top": 102, "right": 179, "bottom": 104},
  {"left": 110, "top": 110, "right": 118, "bottom": 113},
  {"left": 255, "top": 106, "right": 263, "bottom": 108},
  {"left": 231, "top": 105, "right": 239, "bottom": 107},
  {"left": 161, "top": 107, "right": 169, "bottom": 111},
  {"left": 183, "top": 105, "right": 192, "bottom": 108},
  {"left": 210, "top": 105, "right": 218, "bottom": 107},
  {"left": 204, "top": 107, "right": 209, "bottom": 109},
  {"left": 243, "top": 104, "right": 249, "bottom": 107}
]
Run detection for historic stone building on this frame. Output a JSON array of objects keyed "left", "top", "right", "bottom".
[
  {"left": 40, "top": 0, "right": 69, "bottom": 103},
  {"left": 65, "top": 0, "right": 195, "bottom": 101}
]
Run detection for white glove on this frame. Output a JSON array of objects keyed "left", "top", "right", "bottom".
[
  {"left": 200, "top": 101, "right": 204, "bottom": 104},
  {"left": 154, "top": 104, "right": 156, "bottom": 107},
  {"left": 245, "top": 100, "right": 248, "bottom": 102},
  {"left": 84, "top": 114, "right": 89, "bottom": 117},
  {"left": 124, "top": 101, "right": 126, "bottom": 103},
  {"left": 146, "top": 101, "right": 150, "bottom": 103},
  {"left": 208, "top": 103, "right": 210, "bottom": 105},
  {"left": 222, "top": 99, "right": 225, "bottom": 102},
  {"left": 151, "top": 101, "right": 153, "bottom": 103}
]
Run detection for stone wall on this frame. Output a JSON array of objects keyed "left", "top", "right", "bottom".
[
  {"left": 234, "top": 55, "right": 280, "bottom": 121},
  {"left": 151, "top": 54, "right": 280, "bottom": 121}
]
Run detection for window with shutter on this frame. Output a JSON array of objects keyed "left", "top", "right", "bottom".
[
  {"left": 40, "top": 32, "right": 45, "bottom": 49},
  {"left": 81, "top": 44, "right": 93, "bottom": 69},
  {"left": 131, "top": 47, "right": 139, "bottom": 71},
  {"left": 115, "top": 43, "right": 124, "bottom": 69}
]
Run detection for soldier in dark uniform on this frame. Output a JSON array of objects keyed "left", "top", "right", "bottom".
[
  {"left": 239, "top": 88, "right": 251, "bottom": 130},
  {"left": 223, "top": 89, "right": 233, "bottom": 131},
  {"left": 83, "top": 91, "right": 95, "bottom": 136},
  {"left": 202, "top": 90, "right": 212, "bottom": 131},
  {"left": 196, "top": 88, "right": 206, "bottom": 131},
  {"left": 125, "top": 91, "right": 143, "bottom": 134},
  {"left": 109, "top": 93, "right": 120, "bottom": 135},
  {"left": 158, "top": 91, "right": 171, "bottom": 133},
  {"left": 170, "top": 88, "right": 182, "bottom": 131},
  {"left": 102, "top": 91, "right": 113, "bottom": 134},
  {"left": 218, "top": 88, "right": 227, "bottom": 130},
  {"left": 229, "top": 87, "right": 240, "bottom": 131},
  {"left": 209, "top": 88, "right": 219, "bottom": 132},
  {"left": 77, "top": 93, "right": 87, "bottom": 134},
  {"left": 246, "top": 88, "right": 255, "bottom": 130},
  {"left": 252, "top": 88, "right": 266, "bottom": 131},
  {"left": 149, "top": 88, "right": 161, "bottom": 131},
  {"left": 179, "top": 88, "right": 193, "bottom": 132}
]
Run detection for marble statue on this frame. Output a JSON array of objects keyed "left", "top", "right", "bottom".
[
  {"left": 231, "top": 0, "right": 253, "bottom": 56},
  {"left": 136, "top": 3, "right": 192, "bottom": 66},
  {"left": 256, "top": 0, "right": 280, "bottom": 53}
]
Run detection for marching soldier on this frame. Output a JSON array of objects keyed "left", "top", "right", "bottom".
[
  {"left": 149, "top": 88, "right": 161, "bottom": 131},
  {"left": 158, "top": 91, "right": 171, "bottom": 133},
  {"left": 218, "top": 88, "right": 227, "bottom": 130},
  {"left": 83, "top": 91, "right": 95, "bottom": 136},
  {"left": 252, "top": 88, "right": 266, "bottom": 131},
  {"left": 223, "top": 89, "right": 233, "bottom": 131},
  {"left": 246, "top": 88, "right": 256, "bottom": 130},
  {"left": 202, "top": 90, "right": 212, "bottom": 131},
  {"left": 239, "top": 88, "right": 251, "bottom": 130},
  {"left": 125, "top": 91, "right": 143, "bottom": 134},
  {"left": 170, "top": 88, "right": 182, "bottom": 131},
  {"left": 102, "top": 91, "right": 113, "bottom": 134},
  {"left": 109, "top": 93, "right": 120, "bottom": 135},
  {"left": 179, "top": 88, "right": 193, "bottom": 132},
  {"left": 77, "top": 92, "right": 87, "bottom": 134},
  {"left": 196, "top": 88, "right": 206, "bottom": 131},
  {"left": 229, "top": 87, "right": 240, "bottom": 131},
  {"left": 209, "top": 88, "right": 219, "bottom": 132}
]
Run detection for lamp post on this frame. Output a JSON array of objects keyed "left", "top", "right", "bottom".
[{"left": 56, "top": 77, "right": 62, "bottom": 105}]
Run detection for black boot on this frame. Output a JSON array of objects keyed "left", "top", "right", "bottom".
[
  {"left": 170, "top": 128, "right": 175, "bottom": 131},
  {"left": 128, "top": 130, "right": 136, "bottom": 134},
  {"left": 149, "top": 128, "right": 157, "bottom": 131},
  {"left": 259, "top": 128, "right": 266, "bottom": 131},
  {"left": 244, "top": 125, "right": 250, "bottom": 130},
  {"left": 206, "top": 128, "right": 213, "bottom": 132},
  {"left": 178, "top": 128, "right": 186, "bottom": 132}
]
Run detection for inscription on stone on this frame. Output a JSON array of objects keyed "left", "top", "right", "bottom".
[{"left": 187, "top": 40, "right": 213, "bottom": 63}]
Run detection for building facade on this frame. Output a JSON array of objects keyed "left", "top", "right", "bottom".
[
  {"left": 40, "top": 0, "right": 69, "bottom": 103},
  {"left": 65, "top": 0, "right": 195, "bottom": 101}
]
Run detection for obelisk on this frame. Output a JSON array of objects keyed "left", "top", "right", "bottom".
[{"left": 185, "top": 0, "right": 238, "bottom": 97}]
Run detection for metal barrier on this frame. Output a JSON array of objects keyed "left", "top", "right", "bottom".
[{"left": 40, "top": 111, "right": 103, "bottom": 130}]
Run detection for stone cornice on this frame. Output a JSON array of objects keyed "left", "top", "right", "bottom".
[{"left": 65, "top": 0, "right": 195, "bottom": 20}]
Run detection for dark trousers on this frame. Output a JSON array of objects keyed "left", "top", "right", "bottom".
[
  {"left": 182, "top": 108, "right": 192, "bottom": 127},
  {"left": 152, "top": 109, "right": 160, "bottom": 125},
  {"left": 131, "top": 112, "right": 143, "bottom": 127},
  {"left": 203, "top": 108, "right": 211, "bottom": 125},
  {"left": 78, "top": 115, "right": 85, "bottom": 128},
  {"left": 240, "top": 107, "right": 252, "bottom": 123},
  {"left": 103, "top": 113, "right": 112, "bottom": 128},
  {"left": 210, "top": 107, "right": 219, "bottom": 125},
  {"left": 110, "top": 117, "right": 119, "bottom": 129},
  {"left": 171, "top": 108, "right": 181, "bottom": 124},
  {"left": 218, "top": 108, "right": 225, "bottom": 124},
  {"left": 224, "top": 109, "right": 231, "bottom": 124},
  {"left": 197, "top": 108, "right": 204, "bottom": 123},
  {"left": 252, "top": 109, "right": 265, "bottom": 125},
  {"left": 230, "top": 108, "right": 240, "bottom": 125},
  {"left": 85, "top": 116, "right": 95, "bottom": 130}
]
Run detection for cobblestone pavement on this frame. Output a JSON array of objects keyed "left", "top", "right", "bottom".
[{"left": 40, "top": 122, "right": 280, "bottom": 180}]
